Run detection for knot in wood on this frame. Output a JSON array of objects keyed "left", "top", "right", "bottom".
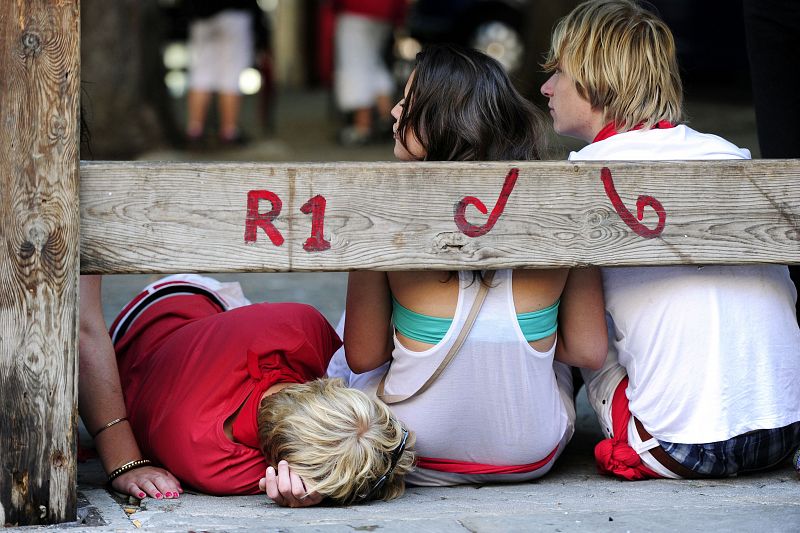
[
  {"left": 21, "top": 31, "right": 42, "bottom": 56},
  {"left": 26, "top": 221, "right": 49, "bottom": 249},
  {"left": 49, "top": 115, "right": 67, "bottom": 141},
  {"left": 431, "top": 232, "right": 476, "bottom": 256},
  {"left": 50, "top": 450, "right": 67, "bottom": 468},
  {"left": 586, "top": 207, "right": 613, "bottom": 227}
]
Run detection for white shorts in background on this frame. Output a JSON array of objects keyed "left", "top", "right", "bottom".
[
  {"left": 334, "top": 14, "right": 394, "bottom": 111},
  {"left": 188, "top": 9, "right": 253, "bottom": 93}
]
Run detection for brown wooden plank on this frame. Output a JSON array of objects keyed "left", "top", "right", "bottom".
[
  {"left": 80, "top": 160, "right": 800, "bottom": 274},
  {"left": 0, "top": 0, "right": 80, "bottom": 526}
]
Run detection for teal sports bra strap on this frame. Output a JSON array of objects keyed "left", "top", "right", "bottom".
[
  {"left": 393, "top": 297, "right": 560, "bottom": 344},
  {"left": 517, "top": 300, "right": 560, "bottom": 341},
  {"left": 392, "top": 298, "right": 453, "bottom": 344}
]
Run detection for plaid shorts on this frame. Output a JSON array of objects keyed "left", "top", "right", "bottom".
[{"left": 658, "top": 421, "right": 800, "bottom": 477}]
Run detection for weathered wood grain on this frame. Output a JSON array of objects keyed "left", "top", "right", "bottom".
[
  {"left": 0, "top": 0, "right": 80, "bottom": 525},
  {"left": 80, "top": 160, "right": 799, "bottom": 274}
]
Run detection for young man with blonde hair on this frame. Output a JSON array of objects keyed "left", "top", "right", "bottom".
[{"left": 541, "top": 0, "right": 800, "bottom": 480}]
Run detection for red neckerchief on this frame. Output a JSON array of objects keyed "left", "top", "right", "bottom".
[{"left": 592, "top": 120, "right": 675, "bottom": 143}]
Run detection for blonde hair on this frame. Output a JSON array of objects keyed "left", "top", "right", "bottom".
[
  {"left": 258, "top": 378, "right": 415, "bottom": 504},
  {"left": 542, "top": 0, "right": 683, "bottom": 131}
]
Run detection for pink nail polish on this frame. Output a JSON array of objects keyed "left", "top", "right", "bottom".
[
  {"left": 165, "top": 492, "right": 172, "bottom": 498},
  {"left": 138, "top": 492, "right": 145, "bottom": 498},
  {"left": 155, "top": 492, "right": 163, "bottom": 499}
]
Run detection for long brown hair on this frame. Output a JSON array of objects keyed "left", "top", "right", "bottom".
[{"left": 397, "top": 44, "right": 550, "bottom": 162}]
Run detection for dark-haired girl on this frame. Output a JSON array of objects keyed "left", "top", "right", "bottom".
[{"left": 344, "top": 45, "right": 608, "bottom": 486}]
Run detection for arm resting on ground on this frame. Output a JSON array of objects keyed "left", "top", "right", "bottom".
[{"left": 79, "top": 275, "right": 182, "bottom": 498}]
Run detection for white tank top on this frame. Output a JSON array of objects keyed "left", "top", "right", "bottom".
[{"left": 381, "top": 269, "right": 571, "bottom": 484}]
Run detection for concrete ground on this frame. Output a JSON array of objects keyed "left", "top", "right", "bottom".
[{"left": 14, "top": 89, "right": 800, "bottom": 531}]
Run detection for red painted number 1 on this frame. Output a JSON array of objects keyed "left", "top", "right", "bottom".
[{"left": 300, "top": 195, "right": 331, "bottom": 252}]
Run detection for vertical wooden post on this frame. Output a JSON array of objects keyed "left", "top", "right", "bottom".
[{"left": 0, "top": 0, "right": 80, "bottom": 526}]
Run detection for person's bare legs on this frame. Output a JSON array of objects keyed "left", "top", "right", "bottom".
[
  {"left": 376, "top": 93, "right": 392, "bottom": 122},
  {"left": 186, "top": 89, "right": 213, "bottom": 139},
  {"left": 347, "top": 95, "right": 391, "bottom": 142},
  {"left": 352, "top": 107, "right": 372, "bottom": 136},
  {"left": 218, "top": 91, "right": 242, "bottom": 141}
]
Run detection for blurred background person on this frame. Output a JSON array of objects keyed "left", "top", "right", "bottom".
[
  {"left": 333, "top": 0, "right": 407, "bottom": 146},
  {"left": 743, "top": 0, "right": 800, "bottom": 321},
  {"left": 185, "top": 0, "right": 260, "bottom": 146}
]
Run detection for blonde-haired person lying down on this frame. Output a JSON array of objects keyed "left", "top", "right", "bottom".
[{"left": 109, "top": 274, "right": 414, "bottom": 506}]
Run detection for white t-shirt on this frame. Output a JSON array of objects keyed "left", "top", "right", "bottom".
[{"left": 572, "top": 125, "right": 800, "bottom": 443}]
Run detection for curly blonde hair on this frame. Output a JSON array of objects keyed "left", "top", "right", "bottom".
[
  {"left": 257, "top": 378, "right": 415, "bottom": 504},
  {"left": 542, "top": 0, "right": 683, "bottom": 131}
]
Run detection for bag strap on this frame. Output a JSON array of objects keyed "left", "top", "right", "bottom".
[{"left": 377, "top": 270, "right": 495, "bottom": 404}]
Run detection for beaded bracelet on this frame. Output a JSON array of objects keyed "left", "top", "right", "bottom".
[
  {"left": 107, "top": 459, "right": 153, "bottom": 483},
  {"left": 92, "top": 417, "right": 128, "bottom": 438}
]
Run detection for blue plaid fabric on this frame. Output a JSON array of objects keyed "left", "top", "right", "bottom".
[
  {"left": 658, "top": 421, "right": 800, "bottom": 477},
  {"left": 794, "top": 447, "right": 800, "bottom": 474}
]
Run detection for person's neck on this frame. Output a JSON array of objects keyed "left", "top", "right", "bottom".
[
  {"left": 260, "top": 382, "right": 293, "bottom": 402},
  {"left": 590, "top": 120, "right": 677, "bottom": 144},
  {"left": 223, "top": 383, "right": 294, "bottom": 442}
]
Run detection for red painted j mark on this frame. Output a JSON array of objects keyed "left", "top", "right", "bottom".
[
  {"left": 454, "top": 168, "right": 519, "bottom": 237},
  {"left": 600, "top": 167, "right": 666, "bottom": 239}
]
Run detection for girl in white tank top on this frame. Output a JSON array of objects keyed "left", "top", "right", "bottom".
[{"left": 344, "top": 45, "right": 608, "bottom": 486}]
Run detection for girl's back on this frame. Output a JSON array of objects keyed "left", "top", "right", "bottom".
[
  {"left": 388, "top": 269, "right": 568, "bottom": 354},
  {"left": 383, "top": 269, "right": 575, "bottom": 486}
]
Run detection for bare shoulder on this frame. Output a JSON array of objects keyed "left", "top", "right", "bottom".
[
  {"left": 387, "top": 271, "right": 459, "bottom": 317},
  {"left": 510, "top": 269, "right": 569, "bottom": 313}
]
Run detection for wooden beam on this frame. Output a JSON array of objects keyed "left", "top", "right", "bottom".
[
  {"left": 0, "top": 0, "right": 80, "bottom": 526},
  {"left": 80, "top": 160, "right": 800, "bottom": 274}
]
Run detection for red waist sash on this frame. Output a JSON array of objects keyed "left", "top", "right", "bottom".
[
  {"left": 594, "top": 377, "right": 662, "bottom": 480},
  {"left": 417, "top": 445, "right": 559, "bottom": 475}
]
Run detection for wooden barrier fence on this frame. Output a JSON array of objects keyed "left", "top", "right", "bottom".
[
  {"left": 1, "top": 0, "right": 799, "bottom": 527},
  {"left": 81, "top": 160, "right": 800, "bottom": 273}
]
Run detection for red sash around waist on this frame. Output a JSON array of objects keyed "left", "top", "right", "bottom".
[
  {"left": 594, "top": 377, "right": 661, "bottom": 480},
  {"left": 417, "top": 445, "right": 559, "bottom": 475}
]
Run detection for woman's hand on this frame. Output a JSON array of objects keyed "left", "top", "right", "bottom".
[
  {"left": 111, "top": 465, "right": 183, "bottom": 499},
  {"left": 259, "top": 461, "right": 324, "bottom": 507}
]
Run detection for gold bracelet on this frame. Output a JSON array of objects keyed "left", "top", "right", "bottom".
[
  {"left": 92, "top": 417, "right": 128, "bottom": 438},
  {"left": 107, "top": 459, "right": 153, "bottom": 483}
]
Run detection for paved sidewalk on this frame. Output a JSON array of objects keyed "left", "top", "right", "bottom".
[
  {"left": 54, "top": 271, "right": 797, "bottom": 532},
  {"left": 67, "top": 446, "right": 800, "bottom": 533},
  {"left": 49, "top": 391, "right": 800, "bottom": 532}
]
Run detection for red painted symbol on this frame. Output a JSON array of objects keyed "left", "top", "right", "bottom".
[
  {"left": 454, "top": 168, "right": 519, "bottom": 237},
  {"left": 600, "top": 167, "right": 666, "bottom": 239},
  {"left": 244, "top": 190, "right": 284, "bottom": 245},
  {"left": 301, "top": 194, "right": 331, "bottom": 252}
]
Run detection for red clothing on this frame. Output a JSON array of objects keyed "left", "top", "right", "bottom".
[
  {"left": 594, "top": 377, "right": 661, "bottom": 481},
  {"left": 335, "top": 0, "right": 406, "bottom": 26},
  {"left": 114, "top": 294, "right": 341, "bottom": 495},
  {"left": 592, "top": 120, "right": 675, "bottom": 143},
  {"left": 417, "top": 446, "right": 559, "bottom": 474}
]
